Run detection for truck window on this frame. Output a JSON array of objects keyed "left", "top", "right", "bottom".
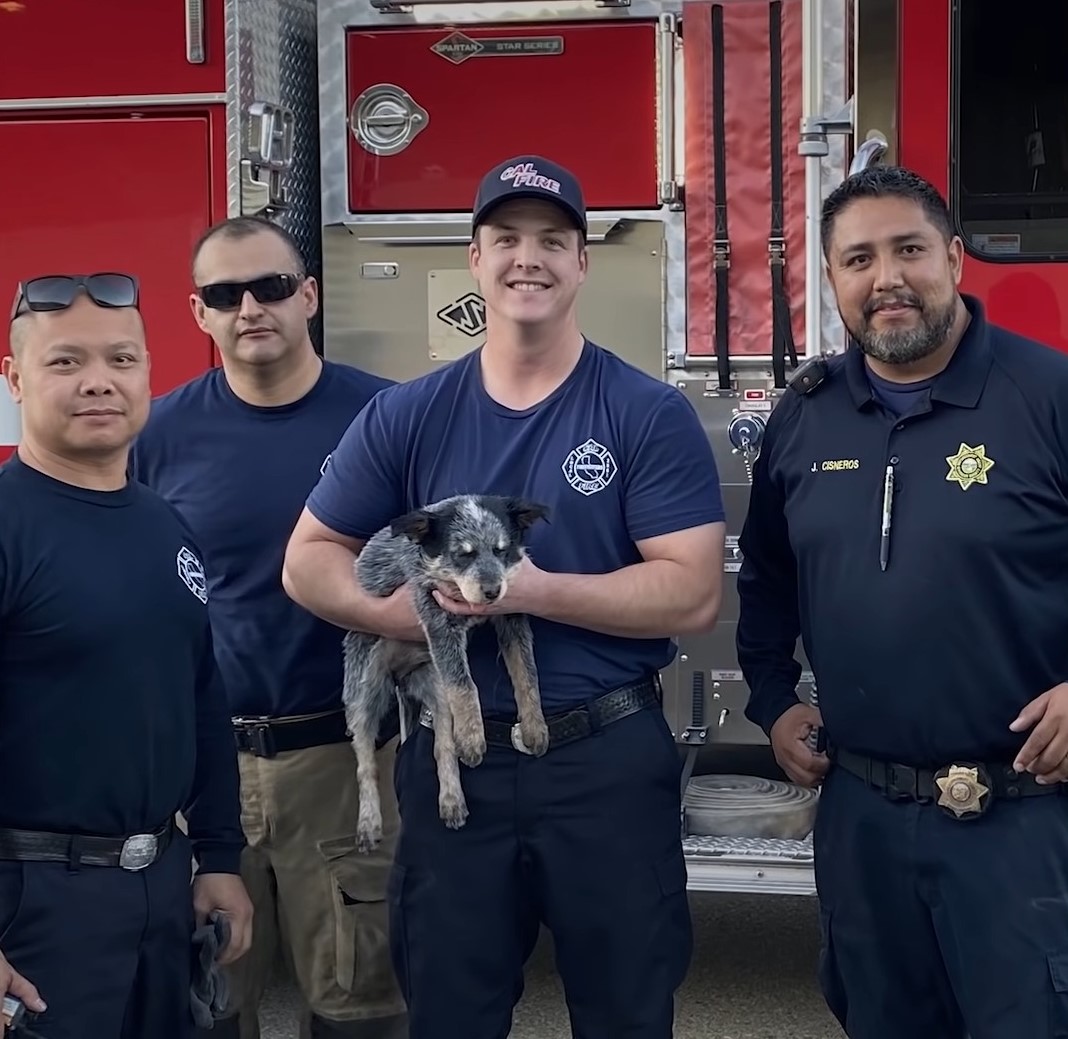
[{"left": 953, "top": 0, "right": 1068, "bottom": 261}]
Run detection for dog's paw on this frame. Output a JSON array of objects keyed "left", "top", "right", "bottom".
[
  {"left": 439, "top": 791, "right": 469, "bottom": 830},
  {"left": 356, "top": 824, "right": 382, "bottom": 855},
  {"left": 519, "top": 717, "right": 550, "bottom": 757},
  {"left": 453, "top": 718, "right": 487, "bottom": 768}
]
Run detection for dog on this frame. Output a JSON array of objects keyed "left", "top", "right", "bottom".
[{"left": 342, "top": 493, "right": 551, "bottom": 853}]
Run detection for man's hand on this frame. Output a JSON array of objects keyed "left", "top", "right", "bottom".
[
  {"left": 0, "top": 950, "right": 45, "bottom": 1036},
  {"left": 432, "top": 556, "right": 551, "bottom": 618},
  {"left": 770, "top": 703, "right": 829, "bottom": 788},
  {"left": 377, "top": 584, "right": 428, "bottom": 643},
  {"left": 1010, "top": 682, "right": 1068, "bottom": 783},
  {"left": 192, "top": 873, "right": 254, "bottom": 966}
]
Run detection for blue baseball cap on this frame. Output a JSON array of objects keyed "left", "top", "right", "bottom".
[{"left": 472, "top": 155, "right": 588, "bottom": 238}]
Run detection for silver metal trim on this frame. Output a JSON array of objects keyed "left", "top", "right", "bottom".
[
  {"left": 656, "top": 12, "right": 678, "bottom": 205},
  {"left": 348, "top": 216, "right": 624, "bottom": 245},
  {"left": 849, "top": 130, "right": 889, "bottom": 175},
  {"left": 186, "top": 0, "right": 206, "bottom": 64},
  {"left": 349, "top": 83, "right": 430, "bottom": 156},
  {"left": 225, "top": 0, "right": 241, "bottom": 217},
  {"left": 0, "top": 93, "right": 226, "bottom": 111}
]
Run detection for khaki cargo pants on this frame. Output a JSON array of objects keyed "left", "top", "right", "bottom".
[{"left": 225, "top": 734, "right": 406, "bottom": 1035}]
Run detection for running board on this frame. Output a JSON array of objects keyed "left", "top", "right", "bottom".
[{"left": 683, "top": 833, "right": 816, "bottom": 896}]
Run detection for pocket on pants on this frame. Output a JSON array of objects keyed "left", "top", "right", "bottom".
[
  {"left": 1048, "top": 953, "right": 1068, "bottom": 1037},
  {"left": 317, "top": 835, "right": 399, "bottom": 1009}
]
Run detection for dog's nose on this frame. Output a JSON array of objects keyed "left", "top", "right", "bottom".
[{"left": 483, "top": 585, "right": 501, "bottom": 602}]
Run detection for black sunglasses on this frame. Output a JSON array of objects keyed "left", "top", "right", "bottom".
[
  {"left": 196, "top": 273, "right": 303, "bottom": 311},
  {"left": 10, "top": 273, "right": 140, "bottom": 322}
]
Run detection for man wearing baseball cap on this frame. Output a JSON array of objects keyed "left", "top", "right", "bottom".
[{"left": 285, "top": 154, "right": 726, "bottom": 1038}]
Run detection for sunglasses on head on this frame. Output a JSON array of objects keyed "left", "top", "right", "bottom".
[
  {"left": 196, "top": 273, "right": 303, "bottom": 311},
  {"left": 10, "top": 273, "right": 140, "bottom": 322}
]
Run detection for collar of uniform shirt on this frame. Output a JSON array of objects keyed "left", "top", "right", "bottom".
[{"left": 843, "top": 292, "right": 994, "bottom": 412}]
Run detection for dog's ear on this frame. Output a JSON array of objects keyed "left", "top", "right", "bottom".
[
  {"left": 390, "top": 508, "right": 437, "bottom": 543},
  {"left": 505, "top": 498, "right": 550, "bottom": 531}
]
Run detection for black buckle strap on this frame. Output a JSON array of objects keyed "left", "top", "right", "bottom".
[
  {"left": 419, "top": 676, "right": 662, "bottom": 754},
  {"left": 0, "top": 819, "right": 174, "bottom": 870},
  {"left": 710, "top": 3, "right": 732, "bottom": 393},
  {"left": 833, "top": 747, "right": 1060, "bottom": 815},
  {"left": 233, "top": 710, "right": 349, "bottom": 758}
]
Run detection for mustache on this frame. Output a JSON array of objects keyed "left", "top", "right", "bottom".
[{"left": 864, "top": 293, "right": 922, "bottom": 318}]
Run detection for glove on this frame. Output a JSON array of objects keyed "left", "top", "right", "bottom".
[{"left": 190, "top": 909, "right": 231, "bottom": 1028}]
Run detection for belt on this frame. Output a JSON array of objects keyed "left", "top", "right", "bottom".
[
  {"left": 233, "top": 709, "right": 349, "bottom": 758},
  {"left": 0, "top": 818, "right": 174, "bottom": 870},
  {"left": 418, "top": 676, "right": 661, "bottom": 755},
  {"left": 833, "top": 747, "right": 1061, "bottom": 821}
]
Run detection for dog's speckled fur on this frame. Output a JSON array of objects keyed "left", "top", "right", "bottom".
[{"left": 342, "top": 494, "right": 550, "bottom": 853}]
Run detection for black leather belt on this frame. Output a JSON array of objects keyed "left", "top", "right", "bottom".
[
  {"left": 233, "top": 709, "right": 349, "bottom": 758},
  {"left": 418, "top": 676, "right": 661, "bottom": 754},
  {"left": 0, "top": 818, "right": 174, "bottom": 870},
  {"left": 833, "top": 747, "right": 1061, "bottom": 821}
]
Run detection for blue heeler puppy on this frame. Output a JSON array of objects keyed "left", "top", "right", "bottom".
[{"left": 342, "top": 494, "right": 551, "bottom": 853}]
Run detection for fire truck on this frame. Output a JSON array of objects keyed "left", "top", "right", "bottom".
[{"left": 1, "top": 0, "right": 1063, "bottom": 896}]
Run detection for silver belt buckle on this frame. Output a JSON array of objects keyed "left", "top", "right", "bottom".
[
  {"left": 119, "top": 833, "right": 159, "bottom": 871},
  {"left": 510, "top": 723, "right": 534, "bottom": 755}
]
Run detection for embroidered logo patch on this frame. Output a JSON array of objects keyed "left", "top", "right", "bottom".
[
  {"left": 177, "top": 546, "right": 208, "bottom": 604},
  {"left": 562, "top": 438, "right": 618, "bottom": 496}
]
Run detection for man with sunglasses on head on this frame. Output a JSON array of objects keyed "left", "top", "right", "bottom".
[
  {"left": 0, "top": 272, "right": 251, "bottom": 1039},
  {"left": 130, "top": 217, "right": 405, "bottom": 1039}
]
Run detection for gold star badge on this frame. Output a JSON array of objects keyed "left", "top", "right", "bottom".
[
  {"left": 935, "top": 765, "right": 990, "bottom": 818},
  {"left": 946, "top": 443, "right": 994, "bottom": 490}
]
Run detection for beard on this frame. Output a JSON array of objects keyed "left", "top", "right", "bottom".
[{"left": 845, "top": 291, "right": 956, "bottom": 365}]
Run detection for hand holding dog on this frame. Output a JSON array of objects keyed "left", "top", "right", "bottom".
[
  {"left": 1010, "top": 682, "right": 1068, "bottom": 783},
  {"left": 432, "top": 555, "right": 551, "bottom": 617}
]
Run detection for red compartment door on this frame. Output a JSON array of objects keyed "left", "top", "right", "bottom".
[
  {"left": 0, "top": 0, "right": 225, "bottom": 100},
  {"left": 346, "top": 21, "right": 659, "bottom": 214},
  {"left": 0, "top": 113, "right": 221, "bottom": 459}
]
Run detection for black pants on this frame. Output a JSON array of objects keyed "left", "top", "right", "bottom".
[
  {"left": 388, "top": 703, "right": 692, "bottom": 1039},
  {"left": 0, "top": 828, "right": 195, "bottom": 1039},
  {"left": 814, "top": 765, "right": 1068, "bottom": 1038}
]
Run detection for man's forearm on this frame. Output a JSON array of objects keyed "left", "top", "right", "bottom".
[
  {"left": 533, "top": 560, "right": 719, "bottom": 638},
  {"left": 282, "top": 539, "right": 405, "bottom": 638}
]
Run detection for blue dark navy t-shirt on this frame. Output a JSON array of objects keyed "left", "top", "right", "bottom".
[
  {"left": 130, "top": 360, "right": 394, "bottom": 718},
  {"left": 306, "top": 340, "right": 725, "bottom": 717},
  {"left": 0, "top": 454, "right": 242, "bottom": 873},
  {"left": 865, "top": 364, "right": 936, "bottom": 417}
]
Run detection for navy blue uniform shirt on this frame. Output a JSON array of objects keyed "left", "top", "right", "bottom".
[
  {"left": 306, "top": 339, "right": 725, "bottom": 718},
  {"left": 0, "top": 454, "right": 243, "bottom": 873},
  {"left": 737, "top": 295, "right": 1068, "bottom": 766},
  {"left": 130, "top": 361, "right": 394, "bottom": 719}
]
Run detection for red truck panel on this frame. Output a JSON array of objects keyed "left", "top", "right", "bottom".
[
  {"left": 0, "top": 111, "right": 225, "bottom": 458},
  {"left": 899, "top": 0, "right": 1068, "bottom": 353},
  {"left": 345, "top": 20, "right": 659, "bottom": 214},
  {"left": 0, "top": 0, "right": 225, "bottom": 99}
]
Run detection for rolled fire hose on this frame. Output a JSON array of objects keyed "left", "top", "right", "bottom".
[{"left": 683, "top": 773, "right": 818, "bottom": 842}]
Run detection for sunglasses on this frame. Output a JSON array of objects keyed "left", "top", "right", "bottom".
[
  {"left": 196, "top": 273, "right": 303, "bottom": 311},
  {"left": 10, "top": 273, "right": 140, "bottom": 322}
]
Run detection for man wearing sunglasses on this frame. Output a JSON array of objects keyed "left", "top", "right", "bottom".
[
  {"left": 130, "top": 218, "right": 406, "bottom": 1039},
  {"left": 0, "top": 273, "right": 251, "bottom": 1038}
]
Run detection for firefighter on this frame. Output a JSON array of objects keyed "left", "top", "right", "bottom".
[
  {"left": 282, "top": 155, "right": 725, "bottom": 1039},
  {"left": 0, "top": 273, "right": 251, "bottom": 1038},
  {"left": 130, "top": 219, "right": 407, "bottom": 1039},
  {"left": 737, "top": 164, "right": 1068, "bottom": 1038}
]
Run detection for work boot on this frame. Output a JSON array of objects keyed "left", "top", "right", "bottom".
[{"left": 309, "top": 1012, "right": 409, "bottom": 1038}]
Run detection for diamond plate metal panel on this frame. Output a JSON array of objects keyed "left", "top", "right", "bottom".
[{"left": 227, "top": 0, "right": 322, "bottom": 348}]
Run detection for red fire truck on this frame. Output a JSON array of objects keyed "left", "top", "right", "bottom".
[{"left": 1, "top": 0, "right": 1063, "bottom": 894}]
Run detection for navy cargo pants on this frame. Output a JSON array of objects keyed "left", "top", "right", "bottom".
[
  {"left": 0, "top": 828, "right": 196, "bottom": 1039},
  {"left": 814, "top": 764, "right": 1068, "bottom": 1038},
  {"left": 387, "top": 700, "right": 693, "bottom": 1039}
]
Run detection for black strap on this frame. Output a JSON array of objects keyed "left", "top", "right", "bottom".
[
  {"left": 0, "top": 819, "right": 174, "bottom": 868},
  {"left": 233, "top": 709, "right": 350, "bottom": 758},
  {"left": 711, "top": 4, "right": 731, "bottom": 392},
  {"left": 768, "top": 0, "right": 798, "bottom": 389}
]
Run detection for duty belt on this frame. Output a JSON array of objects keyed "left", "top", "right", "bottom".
[
  {"left": 232, "top": 708, "right": 349, "bottom": 758},
  {"left": 0, "top": 818, "right": 174, "bottom": 870},
  {"left": 418, "top": 675, "right": 661, "bottom": 755},
  {"left": 832, "top": 747, "right": 1062, "bottom": 821}
]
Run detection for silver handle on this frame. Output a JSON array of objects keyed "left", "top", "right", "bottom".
[
  {"left": 657, "top": 13, "right": 678, "bottom": 205},
  {"left": 186, "top": 0, "right": 205, "bottom": 65},
  {"left": 849, "top": 131, "right": 889, "bottom": 176}
]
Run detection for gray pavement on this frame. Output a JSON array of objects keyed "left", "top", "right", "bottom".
[{"left": 258, "top": 892, "right": 845, "bottom": 1038}]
